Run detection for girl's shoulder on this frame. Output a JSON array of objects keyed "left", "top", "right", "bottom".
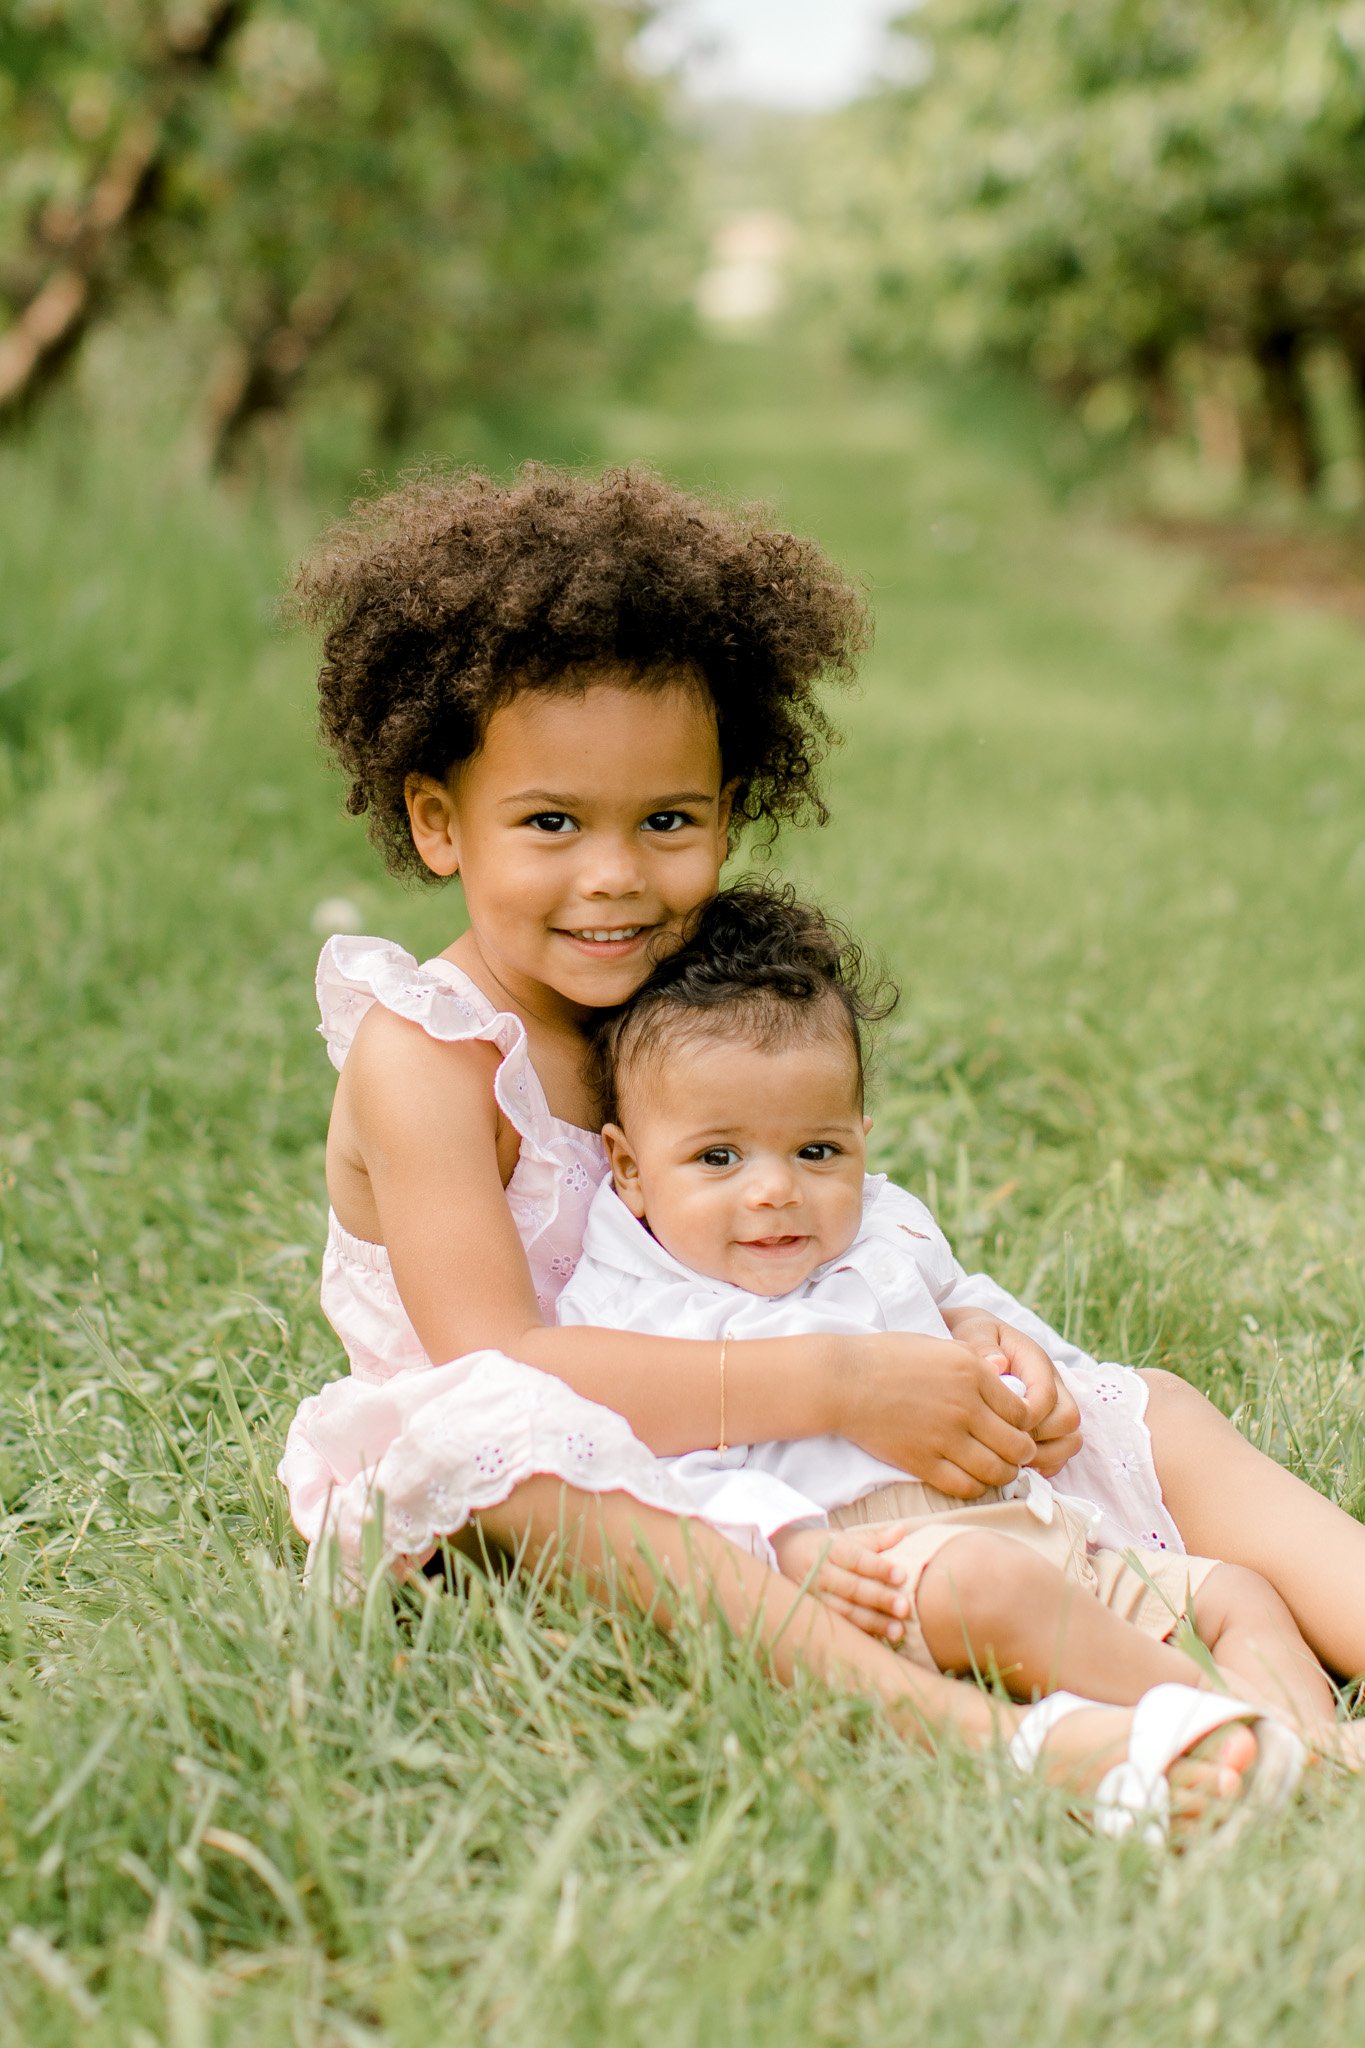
[
  {"left": 315, "top": 937, "right": 605, "bottom": 1298},
  {"left": 321, "top": 937, "right": 573, "bottom": 1179},
  {"left": 316, "top": 934, "right": 505, "bottom": 1073},
  {"left": 316, "top": 934, "right": 555, "bottom": 1148}
]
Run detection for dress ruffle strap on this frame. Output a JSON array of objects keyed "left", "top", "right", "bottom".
[{"left": 315, "top": 935, "right": 564, "bottom": 1281}]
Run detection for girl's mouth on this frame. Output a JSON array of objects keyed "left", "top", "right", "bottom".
[
  {"left": 740, "top": 1234, "right": 810, "bottom": 1256},
  {"left": 558, "top": 925, "right": 652, "bottom": 960}
]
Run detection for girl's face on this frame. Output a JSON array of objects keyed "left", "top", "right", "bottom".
[{"left": 408, "top": 676, "right": 732, "bottom": 1017}]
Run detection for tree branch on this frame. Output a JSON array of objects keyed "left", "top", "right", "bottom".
[{"left": 0, "top": 1, "right": 248, "bottom": 421}]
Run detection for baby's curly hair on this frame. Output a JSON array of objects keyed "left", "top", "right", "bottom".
[
  {"left": 292, "top": 464, "right": 870, "bottom": 878},
  {"left": 589, "top": 883, "right": 899, "bottom": 1126}
]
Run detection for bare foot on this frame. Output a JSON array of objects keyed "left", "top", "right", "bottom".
[
  {"left": 1032, "top": 1704, "right": 1260, "bottom": 1835},
  {"left": 1307, "top": 1720, "right": 1365, "bottom": 1771}
]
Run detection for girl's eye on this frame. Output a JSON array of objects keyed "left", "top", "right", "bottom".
[
  {"left": 698, "top": 1147, "right": 739, "bottom": 1169},
  {"left": 527, "top": 812, "right": 576, "bottom": 834},
  {"left": 798, "top": 1143, "right": 840, "bottom": 1162},
  {"left": 642, "top": 810, "right": 695, "bottom": 834}
]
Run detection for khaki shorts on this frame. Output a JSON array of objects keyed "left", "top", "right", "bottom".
[{"left": 828, "top": 1480, "right": 1220, "bottom": 1677}]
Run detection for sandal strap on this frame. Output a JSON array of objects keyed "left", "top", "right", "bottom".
[
  {"left": 1094, "top": 1760, "right": 1170, "bottom": 1845},
  {"left": 1008, "top": 1691, "right": 1100, "bottom": 1774},
  {"left": 1010, "top": 1683, "right": 1304, "bottom": 1845},
  {"left": 1125, "top": 1683, "right": 1261, "bottom": 1794}
]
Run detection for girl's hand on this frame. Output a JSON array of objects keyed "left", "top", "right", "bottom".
[
  {"left": 837, "top": 1333, "right": 1038, "bottom": 1497},
  {"left": 774, "top": 1522, "right": 912, "bottom": 1642},
  {"left": 939, "top": 1307, "right": 1083, "bottom": 1479}
]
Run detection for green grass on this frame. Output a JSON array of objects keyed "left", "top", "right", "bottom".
[{"left": 4, "top": 340, "right": 1365, "bottom": 2043}]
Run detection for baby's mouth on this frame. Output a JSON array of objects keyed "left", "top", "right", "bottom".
[{"left": 740, "top": 1234, "right": 810, "bottom": 1254}]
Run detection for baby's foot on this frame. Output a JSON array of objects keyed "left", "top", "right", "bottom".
[{"left": 1030, "top": 1703, "right": 1260, "bottom": 1835}]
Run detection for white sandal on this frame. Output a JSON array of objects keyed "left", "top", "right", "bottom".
[{"left": 1009, "top": 1682, "right": 1306, "bottom": 1845}]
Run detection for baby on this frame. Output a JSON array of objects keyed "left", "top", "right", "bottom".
[{"left": 558, "top": 888, "right": 1338, "bottom": 1732}]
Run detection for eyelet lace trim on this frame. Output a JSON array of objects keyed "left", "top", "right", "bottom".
[{"left": 277, "top": 1349, "right": 768, "bottom": 1581}]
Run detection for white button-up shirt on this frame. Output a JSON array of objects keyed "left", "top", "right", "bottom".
[{"left": 558, "top": 1172, "right": 1075, "bottom": 1547}]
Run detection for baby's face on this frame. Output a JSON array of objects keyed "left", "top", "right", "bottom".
[{"left": 605, "top": 1028, "right": 870, "bottom": 1296}]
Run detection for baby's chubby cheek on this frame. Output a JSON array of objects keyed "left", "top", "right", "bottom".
[{"left": 640, "top": 1192, "right": 746, "bottom": 1290}]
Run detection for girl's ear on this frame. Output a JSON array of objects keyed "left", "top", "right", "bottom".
[
  {"left": 863, "top": 1115, "right": 873, "bottom": 1137},
  {"left": 602, "top": 1123, "right": 647, "bottom": 1218},
  {"left": 717, "top": 777, "right": 740, "bottom": 853},
  {"left": 405, "top": 772, "right": 461, "bottom": 878}
]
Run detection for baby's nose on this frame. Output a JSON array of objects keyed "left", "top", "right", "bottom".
[{"left": 746, "top": 1166, "right": 798, "bottom": 1206}]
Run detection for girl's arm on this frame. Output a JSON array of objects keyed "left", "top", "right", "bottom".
[{"left": 346, "top": 1019, "right": 1036, "bottom": 1492}]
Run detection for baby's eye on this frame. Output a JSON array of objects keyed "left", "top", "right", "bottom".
[
  {"left": 698, "top": 1146, "right": 739, "bottom": 1169},
  {"left": 797, "top": 1143, "right": 841, "bottom": 1162},
  {"left": 642, "top": 810, "right": 696, "bottom": 834},
  {"left": 526, "top": 812, "right": 577, "bottom": 834}
]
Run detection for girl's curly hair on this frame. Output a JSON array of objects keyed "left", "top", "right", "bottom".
[
  {"left": 291, "top": 464, "right": 870, "bottom": 879},
  {"left": 589, "top": 883, "right": 899, "bottom": 1126}
]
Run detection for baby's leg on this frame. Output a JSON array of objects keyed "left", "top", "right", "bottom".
[
  {"left": 1142, "top": 1367, "right": 1365, "bottom": 1680},
  {"left": 914, "top": 1531, "right": 1205, "bottom": 1702},
  {"left": 470, "top": 1482, "right": 1259, "bottom": 1828}
]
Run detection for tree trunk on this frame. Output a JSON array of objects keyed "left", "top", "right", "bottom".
[
  {"left": 1254, "top": 330, "right": 1321, "bottom": 495},
  {"left": 1133, "top": 345, "right": 1180, "bottom": 439},
  {"left": 1190, "top": 354, "right": 1246, "bottom": 483},
  {"left": 203, "top": 269, "right": 350, "bottom": 471},
  {"left": 0, "top": 1, "right": 247, "bottom": 422},
  {"left": 1348, "top": 348, "right": 1365, "bottom": 476}
]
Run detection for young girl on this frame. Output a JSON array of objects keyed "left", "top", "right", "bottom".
[
  {"left": 558, "top": 885, "right": 1347, "bottom": 1773},
  {"left": 277, "top": 465, "right": 1357, "bottom": 1832}
]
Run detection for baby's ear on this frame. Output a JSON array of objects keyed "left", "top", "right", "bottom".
[{"left": 602, "top": 1124, "right": 647, "bottom": 1218}]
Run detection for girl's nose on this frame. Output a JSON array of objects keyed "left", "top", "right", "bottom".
[{"left": 580, "top": 836, "right": 644, "bottom": 898}]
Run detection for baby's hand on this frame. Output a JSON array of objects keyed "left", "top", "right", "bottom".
[
  {"left": 773, "top": 1522, "right": 912, "bottom": 1644},
  {"left": 939, "top": 1307, "right": 1083, "bottom": 1478}
]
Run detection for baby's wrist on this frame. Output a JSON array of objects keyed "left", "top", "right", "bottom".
[{"left": 773, "top": 1519, "right": 827, "bottom": 1578}]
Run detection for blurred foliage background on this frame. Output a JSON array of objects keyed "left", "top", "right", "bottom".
[
  {"left": 797, "top": 0, "right": 1365, "bottom": 509},
  {"left": 6, "top": 0, "right": 1365, "bottom": 511},
  {"left": 0, "top": 0, "right": 691, "bottom": 468}
]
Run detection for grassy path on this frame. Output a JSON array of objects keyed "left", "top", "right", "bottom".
[{"left": 3, "top": 344, "right": 1365, "bottom": 2042}]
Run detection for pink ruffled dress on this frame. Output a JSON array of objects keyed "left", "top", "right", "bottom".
[{"left": 276, "top": 937, "right": 721, "bottom": 1574}]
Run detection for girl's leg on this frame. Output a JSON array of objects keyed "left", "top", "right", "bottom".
[
  {"left": 472, "top": 1477, "right": 1002, "bottom": 1744},
  {"left": 1142, "top": 1367, "right": 1365, "bottom": 1680},
  {"left": 1192, "top": 1562, "right": 1364, "bottom": 1760},
  {"left": 469, "top": 1481, "right": 1257, "bottom": 1827}
]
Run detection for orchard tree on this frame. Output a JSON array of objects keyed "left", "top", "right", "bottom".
[
  {"left": 0, "top": 0, "right": 244, "bottom": 415},
  {"left": 802, "top": 0, "right": 1365, "bottom": 492},
  {"left": 171, "top": 0, "right": 683, "bottom": 464},
  {"left": 0, "top": 0, "right": 687, "bottom": 460}
]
